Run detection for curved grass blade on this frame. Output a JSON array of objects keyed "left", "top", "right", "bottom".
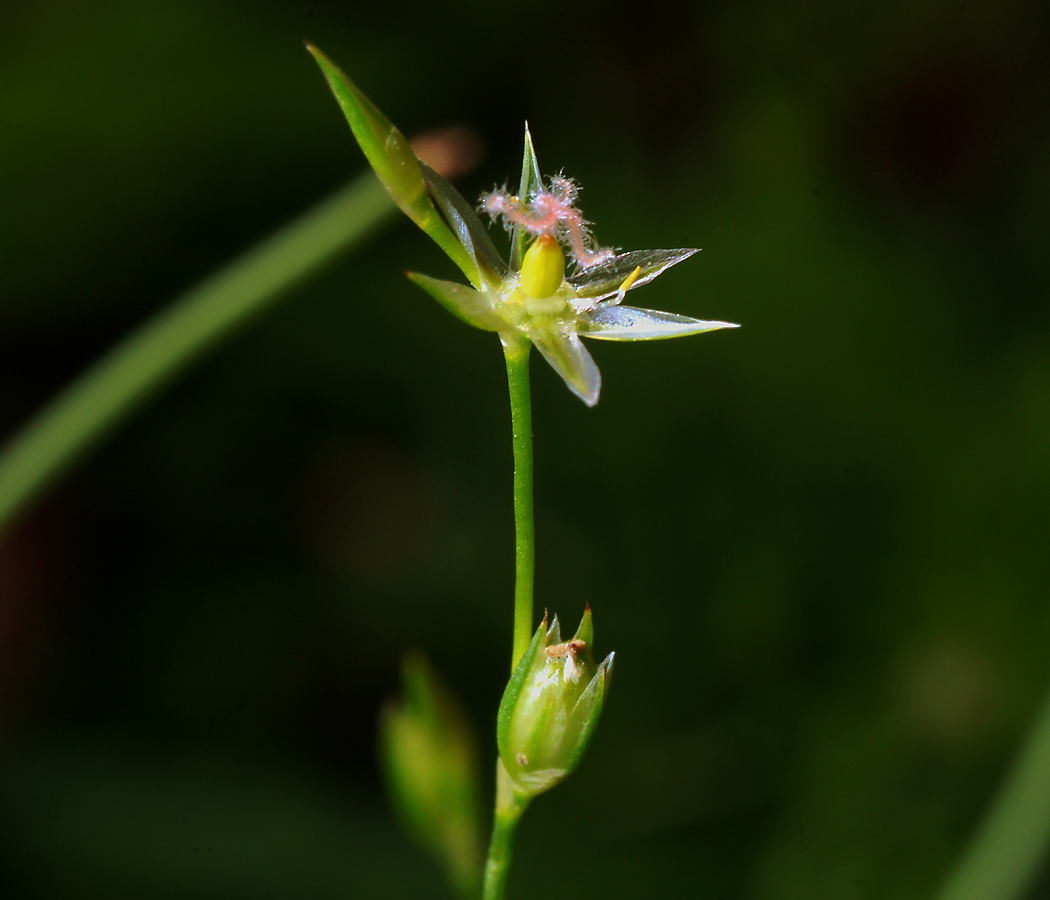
[{"left": 0, "top": 173, "right": 399, "bottom": 538}]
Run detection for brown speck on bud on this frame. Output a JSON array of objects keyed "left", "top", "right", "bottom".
[{"left": 545, "top": 639, "right": 586, "bottom": 658}]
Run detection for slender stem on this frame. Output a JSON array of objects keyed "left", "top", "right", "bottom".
[
  {"left": 482, "top": 761, "right": 529, "bottom": 900},
  {"left": 0, "top": 172, "right": 396, "bottom": 539},
  {"left": 481, "top": 336, "right": 534, "bottom": 900},
  {"left": 935, "top": 685, "right": 1050, "bottom": 900},
  {"left": 502, "top": 333, "right": 535, "bottom": 671}
]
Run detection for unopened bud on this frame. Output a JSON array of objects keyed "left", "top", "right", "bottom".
[
  {"left": 496, "top": 607, "right": 614, "bottom": 797},
  {"left": 380, "top": 655, "right": 482, "bottom": 897}
]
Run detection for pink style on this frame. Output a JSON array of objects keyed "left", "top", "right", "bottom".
[{"left": 482, "top": 176, "right": 615, "bottom": 270}]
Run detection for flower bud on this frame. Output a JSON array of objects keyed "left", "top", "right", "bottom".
[
  {"left": 519, "top": 234, "right": 565, "bottom": 299},
  {"left": 496, "top": 607, "right": 614, "bottom": 797}
]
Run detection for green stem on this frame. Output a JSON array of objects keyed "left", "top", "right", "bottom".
[
  {"left": 0, "top": 172, "right": 396, "bottom": 539},
  {"left": 482, "top": 335, "right": 534, "bottom": 900},
  {"left": 934, "top": 686, "right": 1050, "bottom": 900},
  {"left": 502, "top": 333, "right": 535, "bottom": 672},
  {"left": 482, "top": 761, "right": 529, "bottom": 900}
]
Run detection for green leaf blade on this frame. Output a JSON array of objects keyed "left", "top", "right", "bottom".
[{"left": 306, "top": 44, "right": 482, "bottom": 287}]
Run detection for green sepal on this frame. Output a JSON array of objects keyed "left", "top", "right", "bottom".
[
  {"left": 406, "top": 272, "right": 504, "bottom": 332},
  {"left": 306, "top": 44, "right": 481, "bottom": 288},
  {"left": 496, "top": 612, "right": 548, "bottom": 769},
  {"left": 529, "top": 331, "right": 601, "bottom": 408},
  {"left": 421, "top": 163, "right": 508, "bottom": 284},
  {"left": 572, "top": 605, "right": 593, "bottom": 646},
  {"left": 563, "top": 652, "right": 613, "bottom": 775},
  {"left": 510, "top": 124, "right": 544, "bottom": 271}
]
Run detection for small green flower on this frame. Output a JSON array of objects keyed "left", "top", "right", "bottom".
[
  {"left": 309, "top": 46, "right": 738, "bottom": 406},
  {"left": 496, "top": 608, "right": 613, "bottom": 797}
]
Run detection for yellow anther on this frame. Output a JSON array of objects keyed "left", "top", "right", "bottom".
[
  {"left": 618, "top": 265, "right": 642, "bottom": 294},
  {"left": 519, "top": 234, "right": 565, "bottom": 299}
]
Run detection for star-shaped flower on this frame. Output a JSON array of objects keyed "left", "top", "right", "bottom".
[{"left": 309, "top": 46, "right": 738, "bottom": 406}]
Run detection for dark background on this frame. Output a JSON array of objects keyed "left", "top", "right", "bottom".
[{"left": 3, "top": 0, "right": 1050, "bottom": 897}]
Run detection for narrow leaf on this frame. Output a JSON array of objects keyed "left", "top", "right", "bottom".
[
  {"left": 380, "top": 654, "right": 483, "bottom": 899},
  {"left": 306, "top": 44, "right": 481, "bottom": 287},
  {"left": 582, "top": 305, "right": 739, "bottom": 341}
]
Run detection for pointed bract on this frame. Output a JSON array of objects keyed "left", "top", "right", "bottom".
[{"left": 307, "top": 45, "right": 481, "bottom": 287}]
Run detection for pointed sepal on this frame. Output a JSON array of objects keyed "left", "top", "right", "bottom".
[
  {"left": 421, "top": 163, "right": 509, "bottom": 284},
  {"left": 572, "top": 605, "right": 593, "bottom": 646},
  {"left": 406, "top": 272, "right": 505, "bottom": 332},
  {"left": 582, "top": 306, "right": 739, "bottom": 340},
  {"left": 496, "top": 613, "right": 550, "bottom": 769},
  {"left": 563, "top": 651, "right": 614, "bottom": 776},
  {"left": 567, "top": 249, "right": 700, "bottom": 303},
  {"left": 511, "top": 124, "right": 545, "bottom": 271},
  {"left": 530, "top": 331, "right": 602, "bottom": 407}
]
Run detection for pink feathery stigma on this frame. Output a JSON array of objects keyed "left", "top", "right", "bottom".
[{"left": 481, "top": 178, "right": 614, "bottom": 270}]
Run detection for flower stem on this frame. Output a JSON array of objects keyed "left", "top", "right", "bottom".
[
  {"left": 483, "top": 335, "right": 534, "bottom": 900},
  {"left": 934, "top": 684, "right": 1050, "bottom": 900},
  {"left": 482, "top": 761, "right": 529, "bottom": 900},
  {"left": 502, "top": 334, "right": 535, "bottom": 671}
]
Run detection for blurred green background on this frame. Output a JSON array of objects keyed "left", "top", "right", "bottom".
[{"left": 3, "top": 0, "right": 1050, "bottom": 897}]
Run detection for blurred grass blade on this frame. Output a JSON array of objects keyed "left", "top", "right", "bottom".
[
  {"left": 0, "top": 172, "right": 397, "bottom": 538},
  {"left": 510, "top": 125, "right": 543, "bottom": 271},
  {"left": 306, "top": 44, "right": 481, "bottom": 288},
  {"left": 935, "top": 687, "right": 1050, "bottom": 900}
]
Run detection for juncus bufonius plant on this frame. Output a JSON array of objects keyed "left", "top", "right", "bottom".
[{"left": 307, "top": 44, "right": 737, "bottom": 900}]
